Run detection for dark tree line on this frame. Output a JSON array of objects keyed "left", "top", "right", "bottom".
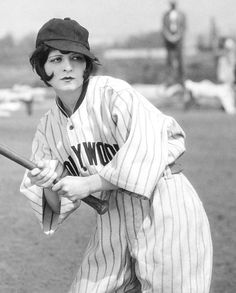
[
  {"left": 0, "top": 31, "right": 165, "bottom": 67},
  {"left": 0, "top": 34, "right": 35, "bottom": 66}
]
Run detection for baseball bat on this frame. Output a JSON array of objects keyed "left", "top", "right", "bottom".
[{"left": 0, "top": 144, "right": 109, "bottom": 215}]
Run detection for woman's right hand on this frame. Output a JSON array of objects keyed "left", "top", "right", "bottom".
[{"left": 28, "top": 160, "right": 58, "bottom": 188}]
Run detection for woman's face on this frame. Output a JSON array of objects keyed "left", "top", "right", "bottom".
[{"left": 44, "top": 50, "right": 86, "bottom": 93}]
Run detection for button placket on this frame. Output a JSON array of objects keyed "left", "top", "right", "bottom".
[{"left": 67, "top": 117, "right": 74, "bottom": 131}]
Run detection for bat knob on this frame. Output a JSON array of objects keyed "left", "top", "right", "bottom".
[
  {"left": 97, "top": 200, "right": 109, "bottom": 215},
  {"left": 82, "top": 196, "right": 109, "bottom": 215}
]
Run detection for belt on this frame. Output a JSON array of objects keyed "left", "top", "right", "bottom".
[
  {"left": 168, "top": 162, "right": 183, "bottom": 174},
  {"left": 163, "top": 162, "right": 183, "bottom": 178}
]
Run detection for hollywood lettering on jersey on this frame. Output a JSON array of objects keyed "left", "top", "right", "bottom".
[{"left": 64, "top": 142, "right": 119, "bottom": 175}]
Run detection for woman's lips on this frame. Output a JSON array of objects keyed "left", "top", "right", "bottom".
[{"left": 61, "top": 77, "right": 74, "bottom": 80}]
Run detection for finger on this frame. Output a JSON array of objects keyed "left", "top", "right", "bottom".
[
  {"left": 30, "top": 168, "right": 50, "bottom": 185},
  {"left": 69, "top": 195, "right": 81, "bottom": 203},
  {"left": 30, "top": 168, "right": 42, "bottom": 177},
  {"left": 28, "top": 169, "right": 42, "bottom": 185},
  {"left": 52, "top": 180, "right": 62, "bottom": 192},
  {"left": 30, "top": 160, "right": 49, "bottom": 177},
  {"left": 41, "top": 166, "right": 55, "bottom": 180},
  {"left": 36, "top": 160, "right": 47, "bottom": 169},
  {"left": 58, "top": 190, "right": 66, "bottom": 197},
  {"left": 38, "top": 171, "right": 58, "bottom": 188},
  {"left": 45, "top": 171, "right": 58, "bottom": 187},
  {"left": 60, "top": 193, "right": 75, "bottom": 202},
  {"left": 37, "top": 167, "right": 51, "bottom": 179}
]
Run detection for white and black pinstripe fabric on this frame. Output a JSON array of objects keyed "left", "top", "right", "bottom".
[{"left": 20, "top": 76, "right": 212, "bottom": 292}]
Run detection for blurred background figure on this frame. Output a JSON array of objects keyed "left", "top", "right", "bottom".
[
  {"left": 216, "top": 36, "right": 236, "bottom": 112},
  {"left": 216, "top": 37, "right": 236, "bottom": 85},
  {"left": 162, "top": 0, "right": 186, "bottom": 86},
  {"left": 22, "top": 95, "right": 34, "bottom": 116}
]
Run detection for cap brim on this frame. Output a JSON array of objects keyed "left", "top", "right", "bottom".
[{"left": 44, "top": 40, "right": 97, "bottom": 60}]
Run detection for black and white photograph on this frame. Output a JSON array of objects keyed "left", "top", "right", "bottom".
[{"left": 0, "top": 1, "right": 235, "bottom": 292}]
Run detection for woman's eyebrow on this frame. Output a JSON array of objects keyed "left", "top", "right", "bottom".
[
  {"left": 71, "top": 53, "right": 83, "bottom": 57},
  {"left": 48, "top": 54, "right": 63, "bottom": 58}
]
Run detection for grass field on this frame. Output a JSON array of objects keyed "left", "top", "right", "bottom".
[{"left": 0, "top": 100, "right": 235, "bottom": 293}]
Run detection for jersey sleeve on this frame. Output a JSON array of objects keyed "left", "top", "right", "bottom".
[
  {"left": 98, "top": 85, "right": 186, "bottom": 199},
  {"left": 20, "top": 120, "right": 80, "bottom": 235}
]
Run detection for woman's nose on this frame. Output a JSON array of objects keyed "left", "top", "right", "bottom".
[{"left": 63, "top": 58, "right": 73, "bottom": 72}]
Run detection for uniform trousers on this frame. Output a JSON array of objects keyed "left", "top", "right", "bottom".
[{"left": 69, "top": 172, "right": 212, "bottom": 293}]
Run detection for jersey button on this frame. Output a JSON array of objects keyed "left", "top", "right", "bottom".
[{"left": 69, "top": 125, "right": 74, "bottom": 130}]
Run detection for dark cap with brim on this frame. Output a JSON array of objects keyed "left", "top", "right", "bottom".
[
  {"left": 42, "top": 39, "right": 96, "bottom": 60},
  {"left": 36, "top": 17, "right": 97, "bottom": 61}
]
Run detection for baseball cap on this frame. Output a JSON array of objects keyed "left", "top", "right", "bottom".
[{"left": 36, "top": 17, "right": 97, "bottom": 60}]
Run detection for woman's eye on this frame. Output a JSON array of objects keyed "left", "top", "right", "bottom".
[
  {"left": 49, "top": 57, "right": 62, "bottom": 63},
  {"left": 72, "top": 55, "right": 85, "bottom": 61}
]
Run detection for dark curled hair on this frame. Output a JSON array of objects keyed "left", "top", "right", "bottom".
[{"left": 29, "top": 44, "right": 96, "bottom": 87}]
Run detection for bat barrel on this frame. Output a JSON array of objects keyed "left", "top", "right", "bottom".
[{"left": 0, "top": 144, "right": 36, "bottom": 170}]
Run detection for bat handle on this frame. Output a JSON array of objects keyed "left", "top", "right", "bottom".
[
  {"left": 82, "top": 196, "right": 109, "bottom": 215},
  {"left": 0, "top": 144, "right": 109, "bottom": 215},
  {"left": 27, "top": 159, "right": 109, "bottom": 215},
  {"left": 52, "top": 177, "right": 109, "bottom": 215}
]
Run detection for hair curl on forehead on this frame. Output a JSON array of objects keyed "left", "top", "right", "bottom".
[{"left": 29, "top": 44, "right": 96, "bottom": 86}]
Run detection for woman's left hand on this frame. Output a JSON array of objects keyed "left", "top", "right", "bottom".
[{"left": 52, "top": 176, "right": 91, "bottom": 202}]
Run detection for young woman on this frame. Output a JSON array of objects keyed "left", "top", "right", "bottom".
[{"left": 20, "top": 17, "right": 213, "bottom": 293}]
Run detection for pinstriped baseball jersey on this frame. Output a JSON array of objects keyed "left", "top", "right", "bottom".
[{"left": 20, "top": 75, "right": 212, "bottom": 292}]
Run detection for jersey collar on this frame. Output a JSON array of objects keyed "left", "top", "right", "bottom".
[{"left": 56, "top": 79, "right": 89, "bottom": 117}]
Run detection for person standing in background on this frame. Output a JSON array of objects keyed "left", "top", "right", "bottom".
[
  {"left": 216, "top": 37, "right": 236, "bottom": 85},
  {"left": 162, "top": 0, "right": 186, "bottom": 85},
  {"left": 216, "top": 37, "right": 236, "bottom": 113}
]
